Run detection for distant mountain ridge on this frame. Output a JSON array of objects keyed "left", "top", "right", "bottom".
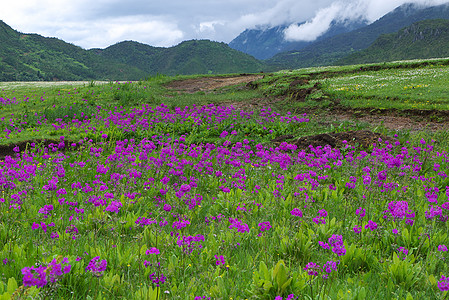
[
  {"left": 229, "top": 19, "right": 368, "bottom": 60},
  {"left": 264, "top": 2, "right": 449, "bottom": 69},
  {"left": 0, "top": 20, "right": 146, "bottom": 81},
  {"left": 337, "top": 19, "right": 449, "bottom": 65},
  {"left": 0, "top": 21, "right": 265, "bottom": 81},
  {"left": 93, "top": 40, "right": 265, "bottom": 76}
]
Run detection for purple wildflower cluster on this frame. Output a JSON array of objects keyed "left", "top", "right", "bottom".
[
  {"left": 319, "top": 234, "right": 346, "bottom": 256},
  {"left": 85, "top": 257, "right": 107, "bottom": 277},
  {"left": 303, "top": 260, "right": 339, "bottom": 279},
  {"left": 439, "top": 275, "right": 449, "bottom": 291},
  {"left": 228, "top": 217, "right": 249, "bottom": 233},
  {"left": 176, "top": 234, "right": 205, "bottom": 254},
  {"left": 275, "top": 294, "right": 297, "bottom": 300},
  {"left": 22, "top": 257, "right": 71, "bottom": 288}
]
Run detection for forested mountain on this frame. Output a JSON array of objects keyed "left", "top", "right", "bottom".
[
  {"left": 265, "top": 2, "right": 449, "bottom": 69},
  {"left": 0, "top": 21, "right": 146, "bottom": 81},
  {"left": 92, "top": 40, "right": 265, "bottom": 76},
  {"left": 337, "top": 19, "right": 449, "bottom": 65},
  {"left": 0, "top": 21, "right": 265, "bottom": 81}
]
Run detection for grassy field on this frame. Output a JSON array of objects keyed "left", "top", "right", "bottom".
[{"left": 0, "top": 59, "right": 449, "bottom": 299}]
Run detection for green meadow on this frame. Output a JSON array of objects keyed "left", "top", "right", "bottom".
[{"left": 0, "top": 58, "right": 448, "bottom": 300}]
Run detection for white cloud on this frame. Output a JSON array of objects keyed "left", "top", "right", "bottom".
[
  {"left": 1, "top": 0, "right": 449, "bottom": 48},
  {"left": 283, "top": 0, "right": 449, "bottom": 42},
  {"left": 284, "top": 3, "right": 345, "bottom": 41}
]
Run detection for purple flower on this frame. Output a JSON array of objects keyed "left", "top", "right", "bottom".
[
  {"left": 318, "top": 241, "right": 329, "bottom": 249},
  {"left": 377, "top": 170, "right": 387, "bottom": 181},
  {"left": 355, "top": 207, "right": 366, "bottom": 219},
  {"left": 219, "top": 131, "right": 229, "bottom": 138},
  {"left": 163, "top": 204, "right": 172, "bottom": 212},
  {"left": 303, "top": 262, "right": 320, "bottom": 276},
  {"left": 104, "top": 201, "right": 122, "bottom": 214},
  {"left": 22, "top": 266, "right": 47, "bottom": 287},
  {"left": 397, "top": 247, "right": 409, "bottom": 257},
  {"left": 438, "top": 245, "right": 448, "bottom": 252},
  {"left": 322, "top": 260, "right": 339, "bottom": 275},
  {"left": 438, "top": 275, "right": 449, "bottom": 291},
  {"left": 146, "top": 247, "right": 160, "bottom": 255},
  {"left": 258, "top": 221, "right": 271, "bottom": 232},
  {"left": 214, "top": 255, "right": 225, "bottom": 266},
  {"left": 290, "top": 208, "right": 303, "bottom": 217},
  {"left": 32, "top": 222, "right": 40, "bottom": 230},
  {"left": 318, "top": 209, "right": 328, "bottom": 217},
  {"left": 228, "top": 218, "right": 249, "bottom": 233},
  {"left": 85, "top": 257, "right": 107, "bottom": 276},
  {"left": 22, "top": 257, "right": 71, "bottom": 287},
  {"left": 149, "top": 272, "right": 167, "bottom": 287},
  {"left": 386, "top": 201, "right": 409, "bottom": 220},
  {"left": 365, "top": 220, "right": 377, "bottom": 231}
]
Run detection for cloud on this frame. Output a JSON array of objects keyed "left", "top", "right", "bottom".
[
  {"left": 284, "top": 3, "right": 347, "bottom": 42},
  {"left": 283, "top": 0, "right": 449, "bottom": 42},
  {"left": 63, "top": 16, "right": 184, "bottom": 49},
  {"left": 1, "top": 0, "right": 449, "bottom": 48},
  {"left": 0, "top": 0, "right": 184, "bottom": 48}
]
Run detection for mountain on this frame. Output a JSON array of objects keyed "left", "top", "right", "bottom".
[
  {"left": 337, "top": 19, "right": 449, "bottom": 65},
  {"left": 265, "top": 2, "right": 449, "bottom": 69},
  {"left": 92, "top": 39, "right": 265, "bottom": 76},
  {"left": 0, "top": 20, "right": 146, "bottom": 81},
  {"left": 229, "top": 19, "right": 368, "bottom": 60},
  {"left": 0, "top": 21, "right": 266, "bottom": 81}
]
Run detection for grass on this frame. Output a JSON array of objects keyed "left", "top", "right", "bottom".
[
  {"left": 0, "top": 58, "right": 449, "bottom": 299},
  {"left": 323, "top": 65, "right": 449, "bottom": 110},
  {"left": 253, "top": 57, "right": 449, "bottom": 112}
]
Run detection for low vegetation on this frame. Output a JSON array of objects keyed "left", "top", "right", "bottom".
[{"left": 0, "top": 58, "right": 449, "bottom": 299}]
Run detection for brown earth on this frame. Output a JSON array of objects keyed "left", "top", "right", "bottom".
[
  {"left": 164, "top": 74, "right": 264, "bottom": 93},
  {"left": 272, "top": 130, "right": 397, "bottom": 151}
]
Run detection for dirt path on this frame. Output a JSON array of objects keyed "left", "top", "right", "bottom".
[{"left": 165, "top": 74, "right": 263, "bottom": 93}]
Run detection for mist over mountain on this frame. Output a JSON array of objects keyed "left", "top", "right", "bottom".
[
  {"left": 229, "top": 18, "right": 368, "bottom": 60},
  {"left": 264, "top": 2, "right": 449, "bottom": 69}
]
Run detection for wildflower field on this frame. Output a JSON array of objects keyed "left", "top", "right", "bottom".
[{"left": 1, "top": 60, "right": 449, "bottom": 299}]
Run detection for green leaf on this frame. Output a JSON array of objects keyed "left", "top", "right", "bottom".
[
  {"left": 0, "top": 293, "right": 11, "bottom": 300},
  {"left": 273, "top": 261, "right": 288, "bottom": 289},
  {"left": 428, "top": 274, "right": 437, "bottom": 286},
  {"left": 6, "top": 278, "right": 17, "bottom": 294},
  {"left": 259, "top": 261, "right": 270, "bottom": 281}
]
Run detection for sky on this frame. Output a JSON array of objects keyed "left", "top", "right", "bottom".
[{"left": 1, "top": 0, "right": 448, "bottom": 49}]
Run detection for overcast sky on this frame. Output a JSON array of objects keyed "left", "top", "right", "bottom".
[{"left": 1, "top": 0, "right": 448, "bottom": 49}]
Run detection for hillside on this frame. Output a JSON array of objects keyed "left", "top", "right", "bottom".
[
  {"left": 0, "top": 21, "right": 266, "bottom": 81},
  {"left": 229, "top": 19, "right": 368, "bottom": 60},
  {"left": 337, "top": 19, "right": 449, "bottom": 65},
  {"left": 0, "top": 21, "right": 146, "bottom": 81},
  {"left": 266, "top": 2, "right": 449, "bottom": 69},
  {"left": 93, "top": 40, "right": 266, "bottom": 76}
]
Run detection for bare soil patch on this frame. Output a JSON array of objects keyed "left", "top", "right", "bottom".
[
  {"left": 165, "top": 74, "right": 263, "bottom": 93},
  {"left": 274, "top": 130, "right": 397, "bottom": 151}
]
